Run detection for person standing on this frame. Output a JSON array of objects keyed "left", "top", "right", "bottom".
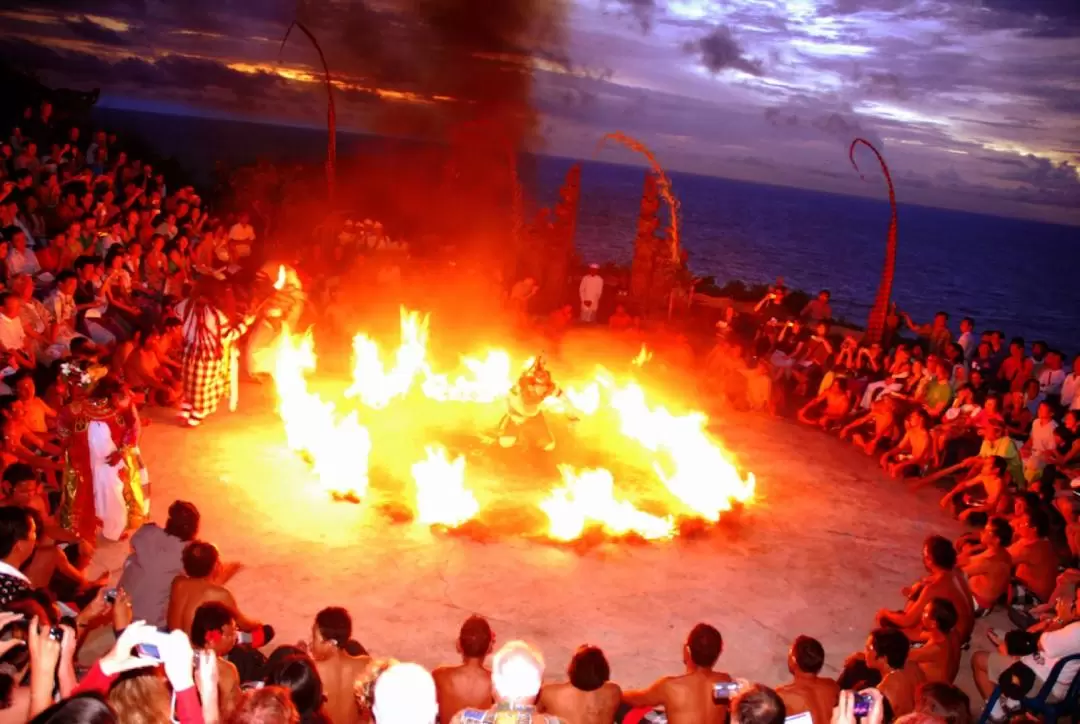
[
  {"left": 579, "top": 264, "right": 604, "bottom": 323},
  {"left": 176, "top": 279, "right": 254, "bottom": 428}
]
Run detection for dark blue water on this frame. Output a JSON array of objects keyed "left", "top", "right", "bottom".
[{"left": 94, "top": 107, "right": 1080, "bottom": 350}]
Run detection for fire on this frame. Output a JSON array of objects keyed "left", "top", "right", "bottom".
[
  {"left": 273, "top": 265, "right": 286, "bottom": 290},
  {"left": 632, "top": 344, "right": 652, "bottom": 367},
  {"left": 411, "top": 445, "right": 479, "bottom": 527},
  {"left": 268, "top": 303, "right": 754, "bottom": 542},
  {"left": 345, "top": 309, "right": 430, "bottom": 408},
  {"left": 271, "top": 328, "right": 371, "bottom": 498},
  {"left": 540, "top": 466, "right": 674, "bottom": 541}
]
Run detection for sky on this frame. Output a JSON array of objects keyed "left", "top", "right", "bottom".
[{"left": 1, "top": 0, "right": 1079, "bottom": 225}]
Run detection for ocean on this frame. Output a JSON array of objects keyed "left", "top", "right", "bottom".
[{"left": 93, "top": 108, "right": 1080, "bottom": 351}]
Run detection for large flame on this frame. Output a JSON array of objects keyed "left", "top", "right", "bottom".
[
  {"left": 541, "top": 466, "right": 674, "bottom": 541},
  {"left": 268, "top": 305, "right": 754, "bottom": 541},
  {"left": 411, "top": 445, "right": 479, "bottom": 527},
  {"left": 272, "top": 329, "right": 371, "bottom": 498}
]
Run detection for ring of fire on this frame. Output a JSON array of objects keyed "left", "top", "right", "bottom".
[{"left": 267, "top": 306, "right": 755, "bottom": 543}]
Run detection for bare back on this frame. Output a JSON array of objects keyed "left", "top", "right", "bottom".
[
  {"left": 316, "top": 652, "right": 373, "bottom": 724},
  {"left": 539, "top": 681, "right": 621, "bottom": 724},
  {"left": 167, "top": 576, "right": 233, "bottom": 634},
  {"left": 654, "top": 670, "right": 732, "bottom": 724},
  {"left": 432, "top": 662, "right": 494, "bottom": 723},
  {"left": 880, "top": 664, "right": 925, "bottom": 717},
  {"left": 776, "top": 676, "right": 840, "bottom": 724}
]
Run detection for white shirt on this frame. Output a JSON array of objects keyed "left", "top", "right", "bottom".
[
  {"left": 1024, "top": 621, "right": 1080, "bottom": 700},
  {"left": 957, "top": 330, "right": 976, "bottom": 361},
  {"left": 1038, "top": 367, "right": 1067, "bottom": 397},
  {"left": 7, "top": 247, "right": 40, "bottom": 276},
  {"left": 0, "top": 313, "right": 26, "bottom": 351},
  {"left": 1062, "top": 373, "right": 1080, "bottom": 410},
  {"left": 0, "top": 560, "right": 29, "bottom": 583},
  {"left": 1030, "top": 418, "right": 1058, "bottom": 456},
  {"left": 228, "top": 223, "right": 256, "bottom": 242},
  {"left": 579, "top": 273, "right": 604, "bottom": 304}
]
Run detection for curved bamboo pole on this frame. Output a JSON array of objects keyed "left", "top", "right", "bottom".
[
  {"left": 597, "top": 132, "right": 680, "bottom": 262},
  {"left": 848, "top": 138, "right": 897, "bottom": 345},
  {"left": 280, "top": 21, "right": 336, "bottom": 202}
]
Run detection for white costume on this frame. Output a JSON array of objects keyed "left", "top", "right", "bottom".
[
  {"left": 87, "top": 419, "right": 128, "bottom": 541},
  {"left": 579, "top": 269, "right": 604, "bottom": 323}
]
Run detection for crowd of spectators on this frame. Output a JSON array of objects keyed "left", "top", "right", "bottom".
[{"left": 2, "top": 101, "right": 1077, "bottom": 724}]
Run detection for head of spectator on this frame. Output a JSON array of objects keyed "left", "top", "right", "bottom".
[
  {"left": 230, "top": 686, "right": 300, "bottom": 724},
  {"left": 912, "top": 682, "right": 971, "bottom": 724},
  {"left": 0, "top": 292, "right": 20, "bottom": 321},
  {"left": 372, "top": 662, "right": 438, "bottom": 724},
  {"left": 491, "top": 641, "right": 544, "bottom": 705},
  {"left": 164, "top": 500, "right": 200, "bottom": 541},
  {"left": 982, "top": 517, "right": 1013, "bottom": 551},
  {"left": 932, "top": 312, "right": 948, "bottom": 331},
  {"left": 684, "top": 622, "right": 723, "bottom": 671},
  {"left": 191, "top": 601, "right": 239, "bottom": 656},
  {"left": 456, "top": 614, "right": 493, "bottom": 662},
  {"left": 2, "top": 463, "right": 39, "bottom": 508},
  {"left": 108, "top": 671, "right": 171, "bottom": 723},
  {"left": 312, "top": 606, "right": 353, "bottom": 659},
  {"left": 30, "top": 693, "right": 116, "bottom": 724},
  {"left": 182, "top": 540, "right": 221, "bottom": 579},
  {"left": 0, "top": 505, "right": 36, "bottom": 569},
  {"left": 266, "top": 653, "right": 330, "bottom": 723},
  {"left": 865, "top": 628, "right": 910, "bottom": 675},
  {"left": 787, "top": 635, "right": 825, "bottom": 678},
  {"left": 1008, "top": 338, "right": 1025, "bottom": 361},
  {"left": 921, "top": 598, "right": 958, "bottom": 640},
  {"left": 568, "top": 645, "right": 611, "bottom": 692},
  {"left": 730, "top": 684, "right": 786, "bottom": 724}
]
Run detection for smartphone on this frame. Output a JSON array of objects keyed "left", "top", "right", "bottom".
[
  {"left": 103, "top": 588, "right": 118, "bottom": 605},
  {"left": 713, "top": 681, "right": 741, "bottom": 702},
  {"left": 136, "top": 643, "right": 162, "bottom": 660},
  {"left": 853, "top": 693, "right": 873, "bottom": 717}
]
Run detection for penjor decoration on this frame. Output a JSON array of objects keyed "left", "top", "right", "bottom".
[{"left": 848, "top": 138, "right": 898, "bottom": 346}]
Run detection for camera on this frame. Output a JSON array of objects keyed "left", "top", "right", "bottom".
[
  {"left": 104, "top": 588, "right": 118, "bottom": 605},
  {"left": 712, "top": 681, "right": 741, "bottom": 702},
  {"left": 48, "top": 626, "right": 64, "bottom": 642}
]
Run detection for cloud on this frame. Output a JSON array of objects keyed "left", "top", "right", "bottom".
[
  {"left": 997, "top": 155, "right": 1080, "bottom": 207},
  {"left": 63, "top": 14, "right": 130, "bottom": 45},
  {"left": 608, "top": 0, "right": 656, "bottom": 32},
  {"left": 684, "top": 26, "right": 763, "bottom": 77}
]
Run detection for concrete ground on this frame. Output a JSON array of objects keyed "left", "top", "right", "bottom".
[{"left": 88, "top": 375, "right": 1003, "bottom": 712}]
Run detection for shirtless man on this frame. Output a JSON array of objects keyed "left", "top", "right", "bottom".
[
  {"left": 622, "top": 623, "right": 733, "bottom": 724},
  {"left": 796, "top": 379, "right": 851, "bottom": 429},
  {"left": 125, "top": 327, "right": 180, "bottom": 407},
  {"left": 908, "top": 599, "right": 960, "bottom": 684},
  {"left": 1008, "top": 507, "right": 1057, "bottom": 605},
  {"left": 876, "top": 535, "right": 974, "bottom": 645},
  {"left": 311, "top": 607, "right": 373, "bottom": 724},
  {"left": 864, "top": 628, "right": 924, "bottom": 717},
  {"left": 841, "top": 394, "right": 898, "bottom": 455},
  {"left": 774, "top": 636, "right": 839, "bottom": 724},
  {"left": 940, "top": 456, "right": 1009, "bottom": 523},
  {"left": 538, "top": 645, "right": 622, "bottom": 724},
  {"left": 167, "top": 541, "right": 271, "bottom": 645},
  {"left": 190, "top": 601, "right": 242, "bottom": 718},
  {"left": 958, "top": 517, "right": 1013, "bottom": 613},
  {"left": 433, "top": 615, "right": 495, "bottom": 723},
  {"left": 880, "top": 409, "right": 934, "bottom": 478}
]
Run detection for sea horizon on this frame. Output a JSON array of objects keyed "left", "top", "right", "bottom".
[{"left": 91, "top": 106, "right": 1080, "bottom": 352}]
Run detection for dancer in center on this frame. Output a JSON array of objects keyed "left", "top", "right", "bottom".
[
  {"left": 176, "top": 279, "right": 256, "bottom": 427},
  {"left": 489, "top": 358, "right": 568, "bottom": 452}
]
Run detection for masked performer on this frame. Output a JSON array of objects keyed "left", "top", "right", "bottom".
[
  {"left": 491, "top": 358, "right": 565, "bottom": 452},
  {"left": 176, "top": 279, "right": 255, "bottom": 427},
  {"left": 58, "top": 374, "right": 146, "bottom": 542},
  {"left": 246, "top": 262, "right": 305, "bottom": 378}
]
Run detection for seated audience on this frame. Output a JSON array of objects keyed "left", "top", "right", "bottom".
[
  {"left": 311, "top": 607, "right": 373, "bottom": 724},
  {"left": 907, "top": 599, "right": 960, "bottom": 684},
  {"left": 538, "top": 645, "right": 622, "bottom": 724},
  {"left": 118, "top": 500, "right": 201, "bottom": 627},
  {"left": 190, "top": 601, "right": 243, "bottom": 718},
  {"left": 451, "top": 640, "right": 556, "bottom": 724},
  {"left": 958, "top": 517, "right": 1013, "bottom": 613},
  {"left": 774, "top": 636, "right": 839, "bottom": 724},
  {"left": 864, "top": 628, "right": 925, "bottom": 717},
  {"left": 433, "top": 615, "right": 494, "bottom": 723},
  {"left": 622, "top": 623, "right": 733, "bottom": 724}
]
